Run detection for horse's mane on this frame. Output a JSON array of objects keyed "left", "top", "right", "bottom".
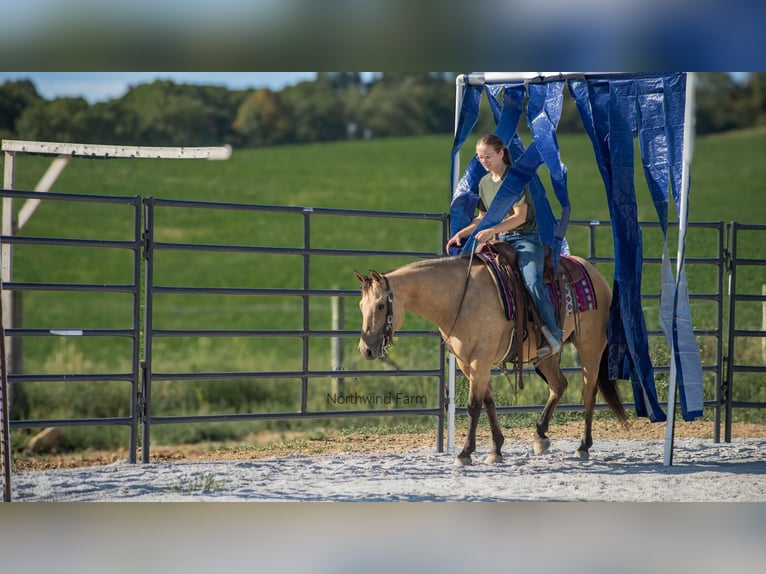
[{"left": 385, "top": 255, "right": 467, "bottom": 275}]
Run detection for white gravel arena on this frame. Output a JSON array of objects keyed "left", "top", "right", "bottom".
[{"left": 11, "top": 436, "right": 765, "bottom": 502}]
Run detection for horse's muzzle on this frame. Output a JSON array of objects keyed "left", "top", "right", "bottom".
[{"left": 358, "top": 338, "right": 384, "bottom": 360}]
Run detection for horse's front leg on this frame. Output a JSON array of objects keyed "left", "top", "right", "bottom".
[
  {"left": 455, "top": 359, "right": 497, "bottom": 466},
  {"left": 483, "top": 387, "right": 505, "bottom": 464},
  {"left": 455, "top": 393, "right": 481, "bottom": 466}
]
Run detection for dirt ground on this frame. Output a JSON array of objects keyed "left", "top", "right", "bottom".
[{"left": 12, "top": 419, "right": 766, "bottom": 472}]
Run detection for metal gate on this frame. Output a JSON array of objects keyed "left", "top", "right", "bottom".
[
  {"left": 3, "top": 189, "right": 763, "bottom": 467},
  {"left": 2, "top": 189, "right": 142, "bottom": 462},
  {"left": 723, "top": 222, "right": 766, "bottom": 440},
  {"left": 139, "top": 197, "right": 449, "bottom": 463}
]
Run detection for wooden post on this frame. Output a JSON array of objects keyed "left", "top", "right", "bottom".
[
  {"left": 0, "top": 244, "right": 11, "bottom": 502},
  {"left": 331, "top": 295, "right": 344, "bottom": 395}
]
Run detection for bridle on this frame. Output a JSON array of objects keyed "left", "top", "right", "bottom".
[{"left": 380, "top": 274, "right": 395, "bottom": 354}]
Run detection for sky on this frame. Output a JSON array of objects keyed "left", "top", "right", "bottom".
[{"left": 0, "top": 72, "right": 323, "bottom": 103}]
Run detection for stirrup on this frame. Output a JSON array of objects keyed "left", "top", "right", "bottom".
[{"left": 540, "top": 326, "right": 562, "bottom": 356}]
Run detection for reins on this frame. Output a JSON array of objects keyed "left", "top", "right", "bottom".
[{"left": 444, "top": 240, "right": 478, "bottom": 340}]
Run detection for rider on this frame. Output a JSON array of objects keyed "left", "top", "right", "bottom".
[{"left": 445, "top": 133, "right": 563, "bottom": 357}]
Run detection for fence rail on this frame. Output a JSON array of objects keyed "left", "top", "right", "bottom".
[
  {"left": 2, "top": 189, "right": 763, "bottom": 466},
  {"left": 1, "top": 189, "right": 142, "bottom": 462},
  {"left": 140, "top": 196, "right": 449, "bottom": 463}
]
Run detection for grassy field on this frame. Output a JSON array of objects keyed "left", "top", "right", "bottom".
[{"left": 4, "top": 128, "right": 766, "bottom": 450}]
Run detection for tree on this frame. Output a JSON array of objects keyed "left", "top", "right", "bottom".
[
  {"left": 119, "top": 80, "right": 241, "bottom": 146},
  {"left": 280, "top": 80, "right": 348, "bottom": 143},
  {"left": 16, "top": 97, "right": 91, "bottom": 142},
  {"left": 232, "top": 88, "right": 291, "bottom": 147},
  {"left": 0, "top": 79, "right": 43, "bottom": 137},
  {"left": 695, "top": 72, "right": 745, "bottom": 135},
  {"left": 359, "top": 73, "right": 454, "bottom": 138}
]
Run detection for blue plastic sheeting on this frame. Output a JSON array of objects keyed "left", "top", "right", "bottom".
[
  {"left": 569, "top": 72, "right": 701, "bottom": 421},
  {"left": 449, "top": 72, "right": 704, "bottom": 422},
  {"left": 640, "top": 75, "right": 703, "bottom": 421},
  {"left": 448, "top": 83, "right": 562, "bottom": 260},
  {"left": 448, "top": 83, "right": 484, "bottom": 246},
  {"left": 527, "top": 82, "right": 571, "bottom": 269}
]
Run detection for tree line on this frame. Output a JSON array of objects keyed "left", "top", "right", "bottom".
[{"left": 1, "top": 73, "right": 764, "bottom": 148}]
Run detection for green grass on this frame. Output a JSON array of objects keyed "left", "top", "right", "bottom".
[{"left": 4, "top": 129, "right": 766, "bottom": 449}]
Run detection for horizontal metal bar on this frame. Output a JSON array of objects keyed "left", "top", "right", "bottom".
[
  {"left": 8, "top": 373, "right": 136, "bottom": 383},
  {"left": 1, "top": 188, "right": 140, "bottom": 205},
  {"left": 149, "top": 408, "right": 442, "bottom": 425},
  {"left": 3, "top": 282, "right": 137, "bottom": 293},
  {"left": 10, "top": 417, "right": 133, "bottom": 429},
  {"left": 151, "top": 241, "right": 437, "bottom": 259},
  {"left": 146, "top": 196, "right": 446, "bottom": 221},
  {"left": 733, "top": 294, "right": 766, "bottom": 302},
  {"left": 0, "top": 235, "right": 138, "bottom": 249},
  {"left": 731, "top": 329, "right": 766, "bottom": 338},
  {"left": 152, "top": 286, "right": 359, "bottom": 297},
  {"left": 7, "top": 328, "right": 135, "bottom": 338},
  {"left": 149, "top": 369, "right": 443, "bottom": 382},
  {"left": 150, "top": 328, "right": 439, "bottom": 338},
  {"left": 727, "top": 364, "right": 766, "bottom": 374},
  {"left": 729, "top": 401, "right": 766, "bottom": 409},
  {"left": 729, "top": 258, "right": 766, "bottom": 267}
]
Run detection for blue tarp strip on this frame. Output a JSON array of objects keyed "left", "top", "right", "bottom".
[
  {"left": 638, "top": 74, "right": 704, "bottom": 420},
  {"left": 528, "top": 82, "right": 571, "bottom": 268},
  {"left": 449, "top": 73, "right": 701, "bottom": 422},
  {"left": 448, "top": 82, "right": 484, "bottom": 246},
  {"left": 569, "top": 77, "right": 666, "bottom": 422}
]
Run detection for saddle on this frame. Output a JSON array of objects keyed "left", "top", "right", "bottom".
[{"left": 476, "top": 240, "right": 591, "bottom": 387}]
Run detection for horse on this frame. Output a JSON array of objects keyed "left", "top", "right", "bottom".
[{"left": 354, "top": 252, "right": 629, "bottom": 466}]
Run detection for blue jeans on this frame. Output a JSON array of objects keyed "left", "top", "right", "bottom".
[{"left": 498, "top": 230, "right": 563, "bottom": 341}]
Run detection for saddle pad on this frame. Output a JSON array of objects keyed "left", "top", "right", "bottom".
[{"left": 478, "top": 251, "right": 597, "bottom": 321}]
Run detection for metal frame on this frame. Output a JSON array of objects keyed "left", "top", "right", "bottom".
[
  {"left": 2, "top": 188, "right": 759, "bottom": 499},
  {"left": 139, "top": 197, "right": 449, "bottom": 463},
  {"left": 1, "top": 189, "right": 143, "bottom": 468},
  {"left": 474, "top": 219, "right": 727, "bottom": 437},
  {"left": 723, "top": 222, "right": 766, "bottom": 441}
]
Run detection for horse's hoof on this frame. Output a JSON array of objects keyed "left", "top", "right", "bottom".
[
  {"left": 454, "top": 456, "right": 472, "bottom": 467},
  {"left": 484, "top": 453, "right": 503, "bottom": 464},
  {"left": 533, "top": 437, "right": 551, "bottom": 455},
  {"left": 575, "top": 449, "right": 589, "bottom": 460}
]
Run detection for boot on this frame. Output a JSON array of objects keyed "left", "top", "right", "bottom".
[{"left": 538, "top": 325, "right": 562, "bottom": 357}]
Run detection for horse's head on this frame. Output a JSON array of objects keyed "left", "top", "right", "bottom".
[{"left": 354, "top": 269, "right": 395, "bottom": 360}]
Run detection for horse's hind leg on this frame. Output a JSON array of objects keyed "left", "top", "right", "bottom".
[
  {"left": 483, "top": 386, "right": 505, "bottom": 464},
  {"left": 574, "top": 341, "right": 604, "bottom": 460},
  {"left": 533, "top": 357, "right": 568, "bottom": 455}
]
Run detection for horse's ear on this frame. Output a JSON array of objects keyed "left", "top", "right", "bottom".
[
  {"left": 369, "top": 270, "right": 383, "bottom": 283},
  {"left": 353, "top": 270, "right": 369, "bottom": 284}
]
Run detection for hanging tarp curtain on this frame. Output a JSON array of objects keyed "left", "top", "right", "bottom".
[{"left": 448, "top": 72, "right": 703, "bottom": 422}]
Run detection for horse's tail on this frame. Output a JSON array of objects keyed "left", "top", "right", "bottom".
[{"left": 597, "top": 345, "right": 630, "bottom": 427}]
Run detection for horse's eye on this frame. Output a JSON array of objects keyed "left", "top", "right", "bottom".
[{"left": 377, "top": 303, "right": 385, "bottom": 311}]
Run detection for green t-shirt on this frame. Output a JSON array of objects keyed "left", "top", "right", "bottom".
[{"left": 477, "top": 170, "right": 536, "bottom": 233}]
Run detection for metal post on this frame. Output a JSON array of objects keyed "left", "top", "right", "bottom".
[
  {"left": 713, "top": 221, "right": 725, "bottom": 443},
  {"left": 301, "top": 208, "right": 312, "bottom": 414},
  {"left": 447, "top": 353, "right": 456, "bottom": 455},
  {"left": 129, "top": 198, "right": 142, "bottom": 464},
  {"left": 724, "top": 222, "right": 737, "bottom": 443},
  {"left": 141, "top": 199, "right": 155, "bottom": 463}
]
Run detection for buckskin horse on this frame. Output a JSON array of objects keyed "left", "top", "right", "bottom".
[{"left": 355, "top": 247, "right": 628, "bottom": 466}]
